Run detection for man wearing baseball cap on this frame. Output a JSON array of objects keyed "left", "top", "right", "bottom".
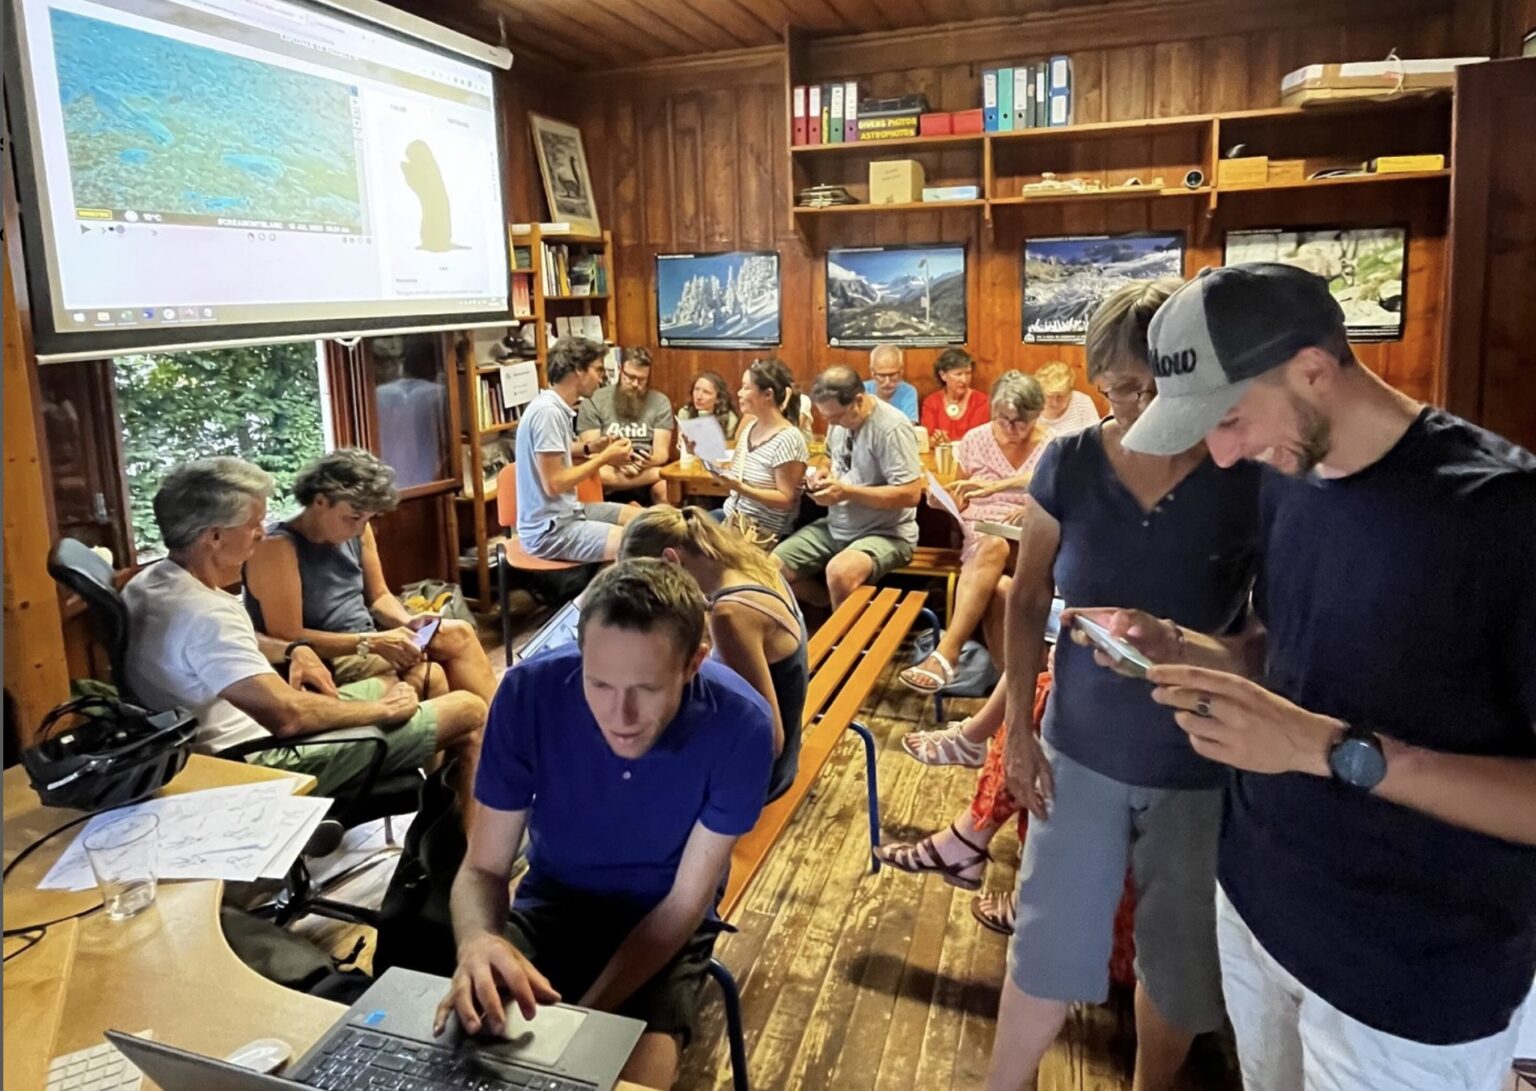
[{"left": 1076, "top": 263, "right": 1535, "bottom": 1088}]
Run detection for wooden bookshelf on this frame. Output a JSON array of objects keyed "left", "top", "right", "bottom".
[
  {"left": 454, "top": 225, "right": 617, "bottom": 610},
  {"left": 786, "top": 95, "right": 1452, "bottom": 226}
]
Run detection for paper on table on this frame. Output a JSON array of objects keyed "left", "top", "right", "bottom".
[
  {"left": 677, "top": 414, "right": 729, "bottom": 466},
  {"left": 38, "top": 779, "right": 324, "bottom": 891},
  {"left": 499, "top": 361, "right": 539, "bottom": 409},
  {"left": 256, "top": 796, "right": 337, "bottom": 880},
  {"left": 925, "top": 472, "right": 964, "bottom": 524}
]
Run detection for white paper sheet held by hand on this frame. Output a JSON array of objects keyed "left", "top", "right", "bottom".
[
  {"left": 925, "top": 472, "right": 965, "bottom": 524},
  {"left": 677, "top": 414, "right": 729, "bottom": 465}
]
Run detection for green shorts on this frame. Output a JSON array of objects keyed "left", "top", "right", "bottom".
[
  {"left": 248, "top": 677, "right": 439, "bottom": 797},
  {"left": 772, "top": 518, "right": 915, "bottom": 584}
]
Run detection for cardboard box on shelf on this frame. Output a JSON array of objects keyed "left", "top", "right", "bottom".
[
  {"left": 1266, "top": 159, "right": 1307, "bottom": 185},
  {"left": 920, "top": 112, "right": 953, "bottom": 136},
  {"left": 869, "top": 159, "right": 926, "bottom": 204},
  {"left": 1279, "top": 57, "right": 1484, "bottom": 106},
  {"left": 952, "top": 108, "right": 984, "bottom": 134},
  {"left": 1217, "top": 156, "right": 1270, "bottom": 187},
  {"left": 1369, "top": 153, "right": 1446, "bottom": 173}
]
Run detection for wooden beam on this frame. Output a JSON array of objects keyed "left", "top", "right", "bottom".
[
  {"left": 599, "top": 43, "right": 786, "bottom": 94},
  {"left": 799, "top": 0, "right": 1453, "bottom": 79},
  {"left": 3, "top": 187, "right": 70, "bottom": 743}
]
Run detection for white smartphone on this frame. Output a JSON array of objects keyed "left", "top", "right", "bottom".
[
  {"left": 1072, "top": 615, "right": 1153, "bottom": 677},
  {"left": 412, "top": 617, "right": 442, "bottom": 651}
]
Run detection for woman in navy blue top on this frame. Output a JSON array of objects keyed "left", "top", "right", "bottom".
[{"left": 877, "top": 283, "right": 1261, "bottom": 1091}]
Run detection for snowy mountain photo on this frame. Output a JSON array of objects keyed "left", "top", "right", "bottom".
[
  {"left": 657, "top": 251, "right": 780, "bottom": 348},
  {"left": 827, "top": 245, "right": 967, "bottom": 346},
  {"left": 1022, "top": 234, "right": 1185, "bottom": 344}
]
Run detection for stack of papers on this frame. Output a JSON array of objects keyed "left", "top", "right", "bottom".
[{"left": 40, "top": 781, "right": 333, "bottom": 891}]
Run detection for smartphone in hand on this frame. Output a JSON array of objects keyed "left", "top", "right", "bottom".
[
  {"left": 413, "top": 617, "right": 443, "bottom": 651},
  {"left": 1072, "top": 615, "right": 1153, "bottom": 678}
]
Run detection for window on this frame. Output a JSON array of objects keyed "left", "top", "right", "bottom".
[
  {"left": 113, "top": 342, "right": 330, "bottom": 557},
  {"left": 368, "top": 333, "right": 452, "bottom": 490}
]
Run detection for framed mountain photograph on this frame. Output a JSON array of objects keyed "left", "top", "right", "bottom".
[
  {"left": 827, "top": 244, "right": 967, "bottom": 347},
  {"left": 656, "top": 251, "right": 781, "bottom": 349}
]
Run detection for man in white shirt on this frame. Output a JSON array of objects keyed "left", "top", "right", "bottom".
[{"left": 123, "top": 457, "right": 487, "bottom": 807}]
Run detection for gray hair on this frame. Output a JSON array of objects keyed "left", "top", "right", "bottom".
[
  {"left": 292, "top": 448, "right": 400, "bottom": 513},
  {"left": 991, "top": 370, "right": 1046, "bottom": 417},
  {"left": 154, "top": 457, "right": 274, "bottom": 551},
  {"left": 869, "top": 344, "right": 903, "bottom": 369},
  {"left": 810, "top": 364, "right": 863, "bottom": 406}
]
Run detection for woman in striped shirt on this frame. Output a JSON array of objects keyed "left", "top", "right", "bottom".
[{"left": 715, "top": 358, "right": 810, "bottom": 544}]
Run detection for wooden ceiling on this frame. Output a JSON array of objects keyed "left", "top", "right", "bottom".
[{"left": 392, "top": 0, "right": 1122, "bottom": 70}]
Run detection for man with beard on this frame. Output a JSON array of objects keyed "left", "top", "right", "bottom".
[
  {"left": 1078, "top": 263, "right": 1535, "bottom": 1090},
  {"left": 578, "top": 346, "right": 675, "bottom": 504}
]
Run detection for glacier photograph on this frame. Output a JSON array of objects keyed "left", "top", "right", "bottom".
[
  {"left": 1022, "top": 234, "right": 1184, "bottom": 344},
  {"left": 657, "top": 251, "right": 780, "bottom": 348},
  {"left": 826, "top": 245, "right": 966, "bottom": 347}
]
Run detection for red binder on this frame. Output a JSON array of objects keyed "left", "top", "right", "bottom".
[
  {"left": 792, "top": 84, "right": 807, "bottom": 146},
  {"left": 808, "top": 84, "right": 822, "bottom": 145}
]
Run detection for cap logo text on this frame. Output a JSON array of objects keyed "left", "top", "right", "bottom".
[{"left": 1152, "top": 348, "right": 1197, "bottom": 377}]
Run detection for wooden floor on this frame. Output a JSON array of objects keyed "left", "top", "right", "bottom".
[{"left": 295, "top": 625, "right": 1240, "bottom": 1091}]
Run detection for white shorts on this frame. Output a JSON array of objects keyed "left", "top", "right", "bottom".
[{"left": 1216, "top": 884, "right": 1526, "bottom": 1091}]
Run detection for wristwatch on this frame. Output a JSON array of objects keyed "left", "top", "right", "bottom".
[
  {"left": 1327, "top": 723, "right": 1387, "bottom": 790},
  {"left": 356, "top": 635, "right": 372, "bottom": 658},
  {"left": 282, "top": 639, "right": 313, "bottom": 662}
]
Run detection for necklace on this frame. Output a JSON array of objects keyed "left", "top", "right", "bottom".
[{"left": 945, "top": 396, "right": 963, "bottom": 420}]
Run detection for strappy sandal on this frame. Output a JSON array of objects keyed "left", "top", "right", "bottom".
[
  {"left": 970, "top": 890, "right": 1016, "bottom": 936},
  {"left": 899, "top": 650, "right": 955, "bottom": 694},
  {"left": 901, "top": 721, "right": 987, "bottom": 768},
  {"left": 874, "top": 823, "right": 989, "bottom": 891}
]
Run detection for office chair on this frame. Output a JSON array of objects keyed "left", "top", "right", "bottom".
[
  {"left": 493, "top": 464, "right": 602, "bottom": 652},
  {"left": 46, "top": 538, "right": 421, "bottom": 926}
]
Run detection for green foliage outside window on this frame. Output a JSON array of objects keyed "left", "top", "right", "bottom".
[{"left": 114, "top": 342, "right": 327, "bottom": 555}]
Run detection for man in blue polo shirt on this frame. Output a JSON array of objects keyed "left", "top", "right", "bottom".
[
  {"left": 1087, "top": 264, "right": 1535, "bottom": 1090},
  {"left": 434, "top": 559, "right": 773, "bottom": 1089}
]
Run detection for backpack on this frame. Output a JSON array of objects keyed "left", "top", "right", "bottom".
[
  {"left": 372, "top": 761, "right": 465, "bottom": 977},
  {"left": 218, "top": 906, "right": 372, "bottom": 1004},
  {"left": 399, "top": 579, "right": 475, "bottom": 625}
]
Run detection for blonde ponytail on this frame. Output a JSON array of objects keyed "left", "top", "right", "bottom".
[{"left": 619, "top": 506, "right": 780, "bottom": 587}]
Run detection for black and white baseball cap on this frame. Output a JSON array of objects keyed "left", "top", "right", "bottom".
[{"left": 1121, "top": 262, "right": 1346, "bottom": 456}]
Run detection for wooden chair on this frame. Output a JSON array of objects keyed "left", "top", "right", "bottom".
[{"left": 493, "top": 464, "right": 604, "bottom": 651}]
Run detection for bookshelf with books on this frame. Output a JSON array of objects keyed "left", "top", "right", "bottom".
[{"left": 453, "top": 226, "right": 617, "bottom": 607}]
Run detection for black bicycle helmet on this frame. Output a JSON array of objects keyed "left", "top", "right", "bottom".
[{"left": 21, "top": 697, "right": 197, "bottom": 811}]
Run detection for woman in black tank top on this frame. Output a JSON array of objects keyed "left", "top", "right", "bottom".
[{"left": 619, "top": 507, "right": 808, "bottom": 801}]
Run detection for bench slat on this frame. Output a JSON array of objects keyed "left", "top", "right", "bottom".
[
  {"left": 720, "top": 589, "right": 926, "bottom": 919},
  {"left": 805, "top": 584, "right": 874, "bottom": 672},
  {"left": 800, "top": 588, "right": 899, "bottom": 729}
]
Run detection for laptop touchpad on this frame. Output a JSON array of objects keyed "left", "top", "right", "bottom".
[{"left": 479, "top": 1005, "right": 586, "bottom": 1069}]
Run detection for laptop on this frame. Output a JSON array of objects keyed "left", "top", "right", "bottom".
[{"left": 108, "top": 966, "right": 644, "bottom": 1091}]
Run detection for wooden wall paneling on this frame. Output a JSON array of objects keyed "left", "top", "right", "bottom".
[
  {"left": 702, "top": 89, "right": 739, "bottom": 243},
  {"left": 1202, "top": 36, "right": 1251, "bottom": 113},
  {"left": 673, "top": 96, "right": 704, "bottom": 250},
  {"left": 4, "top": 237, "right": 71, "bottom": 741},
  {"left": 641, "top": 97, "right": 675, "bottom": 247},
  {"left": 1441, "top": 57, "right": 1536, "bottom": 449},
  {"left": 1104, "top": 46, "right": 1153, "bottom": 120},
  {"left": 1152, "top": 40, "right": 1202, "bottom": 117}
]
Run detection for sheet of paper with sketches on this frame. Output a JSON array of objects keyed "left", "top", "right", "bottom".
[{"left": 40, "top": 780, "right": 334, "bottom": 891}]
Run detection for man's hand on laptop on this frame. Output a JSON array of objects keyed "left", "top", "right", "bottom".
[
  {"left": 434, "top": 934, "right": 560, "bottom": 1037},
  {"left": 378, "top": 682, "right": 420, "bottom": 725}
]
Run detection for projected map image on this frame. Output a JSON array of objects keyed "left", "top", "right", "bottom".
[{"left": 51, "top": 9, "right": 364, "bottom": 230}]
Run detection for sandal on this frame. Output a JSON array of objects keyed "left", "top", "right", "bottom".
[
  {"left": 875, "top": 823, "right": 989, "bottom": 891},
  {"left": 970, "top": 890, "right": 1016, "bottom": 935},
  {"left": 899, "top": 650, "right": 956, "bottom": 694},
  {"left": 901, "top": 721, "right": 987, "bottom": 767}
]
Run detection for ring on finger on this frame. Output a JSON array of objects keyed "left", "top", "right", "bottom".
[{"left": 1194, "top": 693, "right": 1213, "bottom": 718}]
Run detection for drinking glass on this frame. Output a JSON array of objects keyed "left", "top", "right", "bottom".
[{"left": 83, "top": 814, "right": 159, "bottom": 920}]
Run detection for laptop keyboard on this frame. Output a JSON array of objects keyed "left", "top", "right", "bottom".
[{"left": 304, "top": 1027, "right": 595, "bottom": 1091}]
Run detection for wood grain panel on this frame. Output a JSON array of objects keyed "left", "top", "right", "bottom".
[{"left": 568, "top": 1, "right": 1499, "bottom": 414}]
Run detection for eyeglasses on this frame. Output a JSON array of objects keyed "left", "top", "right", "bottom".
[{"left": 1098, "top": 384, "right": 1154, "bottom": 407}]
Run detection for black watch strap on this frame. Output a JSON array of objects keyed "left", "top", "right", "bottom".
[{"left": 283, "top": 639, "right": 314, "bottom": 662}]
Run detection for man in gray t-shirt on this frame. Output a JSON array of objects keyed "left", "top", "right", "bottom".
[
  {"left": 576, "top": 347, "right": 675, "bottom": 504},
  {"left": 516, "top": 338, "right": 640, "bottom": 564},
  {"left": 773, "top": 366, "right": 922, "bottom": 608}
]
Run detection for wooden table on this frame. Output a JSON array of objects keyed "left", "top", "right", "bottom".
[
  {"left": 2, "top": 757, "right": 651, "bottom": 1091},
  {"left": 659, "top": 448, "right": 956, "bottom": 507}
]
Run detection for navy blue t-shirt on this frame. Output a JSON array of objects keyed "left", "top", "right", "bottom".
[
  {"left": 475, "top": 644, "right": 775, "bottom": 913},
  {"left": 1221, "top": 408, "right": 1536, "bottom": 1045},
  {"left": 1030, "top": 425, "right": 1261, "bottom": 788}
]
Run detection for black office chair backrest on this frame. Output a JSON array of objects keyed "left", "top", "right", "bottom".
[{"left": 46, "top": 538, "right": 141, "bottom": 704}]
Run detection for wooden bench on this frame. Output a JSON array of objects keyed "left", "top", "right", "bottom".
[
  {"left": 890, "top": 545, "right": 961, "bottom": 624},
  {"left": 718, "top": 584, "right": 927, "bottom": 919}
]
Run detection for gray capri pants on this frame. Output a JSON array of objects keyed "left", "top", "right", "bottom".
[
  {"left": 523, "top": 501, "right": 629, "bottom": 564},
  {"left": 1008, "top": 738, "right": 1226, "bottom": 1034}
]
